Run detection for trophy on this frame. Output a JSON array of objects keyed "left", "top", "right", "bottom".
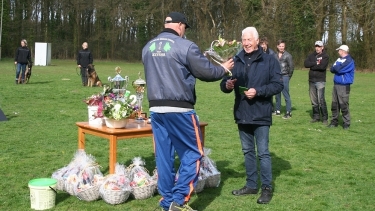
[
  {"left": 107, "top": 66, "right": 129, "bottom": 96},
  {"left": 132, "top": 72, "right": 146, "bottom": 121}
]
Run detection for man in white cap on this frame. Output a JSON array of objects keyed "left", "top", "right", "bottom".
[
  {"left": 328, "top": 44, "right": 355, "bottom": 130},
  {"left": 304, "top": 41, "right": 329, "bottom": 124}
]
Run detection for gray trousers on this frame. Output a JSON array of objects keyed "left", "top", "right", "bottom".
[{"left": 330, "top": 84, "right": 351, "bottom": 126}]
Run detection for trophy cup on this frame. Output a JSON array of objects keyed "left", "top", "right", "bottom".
[
  {"left": 107, "top": 66, "right": 129, "bottom": 97},
  {"left": 132, "top": 72, "right": 146, "bottom": 121}
]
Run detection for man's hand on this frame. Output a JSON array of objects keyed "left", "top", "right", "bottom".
[
  {"left": 78, "top": 65, "right": 81, "bottom": 68},
  {"left": 14, "top": 62, "right": 17, "bottom": 65},
  {"left": 245, "top": 88, "right": 257, "bottom": 99},
  {"left": 225, "top": 78, "right": 237, "bottom": 90},
  {"left": 221, "top": 58, "right": 234, "bottom": 73}
]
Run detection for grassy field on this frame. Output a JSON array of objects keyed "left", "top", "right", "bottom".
[{"left": 0, "top": 58, "right": 374, "bottom": 211}]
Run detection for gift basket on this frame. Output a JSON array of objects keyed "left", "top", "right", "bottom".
[
  {"left": 151, "top": 168, "right": 159, "bottom": 195},
  {"left": 51, "top": 150, "right": 103, "bottom": 201},
  {"left": 200, "top": 148, "right": 221, "bottom": 188},
  {"left": 128, "top": 157, "right": 157, "bottom": 200},
  {"left": 204, "top": 35, "right": 242, "bottom": 77},
  {"left": 175, "top": 165, "right": 205, "bottom": 193},
  {"left": 99, "top": 163, "right": 132, "bottom": 205}
]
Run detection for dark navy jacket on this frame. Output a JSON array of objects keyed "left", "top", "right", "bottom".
[
  {"left": 14, "top": 46, "right": 32, "bottom": 64},
  {"left": 142, "top": 29, "right": 226, "bottom": 109},
  {"left": 77, "top": 49, "right": 93, "bottom": 67},
  {"left": 220, "top": 47, "right": 283, "bottom": 125}
]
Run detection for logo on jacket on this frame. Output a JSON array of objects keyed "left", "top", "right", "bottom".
[{"left": 149, "top": 40, "right": 172, "bottom": 57}]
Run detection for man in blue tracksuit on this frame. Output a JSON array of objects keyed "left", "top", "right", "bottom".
[
  {"left": 328, "top": 44, "right": 355, "bottom": 130},
  {"left": 142, "top": 12, "right": 233, "bottom": 211}
]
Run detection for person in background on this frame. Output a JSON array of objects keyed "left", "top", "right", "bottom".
[
  {"left": 328, "top": 45, "right": 355, "bottom": 130},
  {"left": 14, "top": 39, "right": 32, "bottom": 84},
  {"left": 259, "top": 37, "right": 276, "bottom": 57},
  {"left": 77, "top": 42, "right": 93, "bottom": 86},
  {"left": 220, "top": 27, "right": 283, "bottom": 204},
  {"left": 259, "top": 37, "right": 277, "bottom": 113},
  {"left": 275, "top": 39, "right": 294, "bottom": 119},
  {"left": 142, "top": 12, "right": 234, "bottom": 211},
  {"left": 304, "top": 41, "right": 329, "bottom": 124}
]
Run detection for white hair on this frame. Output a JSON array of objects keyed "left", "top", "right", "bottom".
[{"left": 242, "top": 27, "right": 259, "bottom": 39}]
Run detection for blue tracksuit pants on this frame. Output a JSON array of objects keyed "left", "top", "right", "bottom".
[{"left": 151, "top": 110, "right": 203, "bottom": 209}]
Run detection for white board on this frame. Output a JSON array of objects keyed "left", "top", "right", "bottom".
[{"left": 35, "top": 42, "right": 51, "bottom": 66}]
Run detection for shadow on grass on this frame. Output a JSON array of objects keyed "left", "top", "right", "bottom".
[
  {"left": 27, "top": 81, "right": 54, "bottom": 84},
  {"left": 56, "top": 191, "right": 71, "bottom": 205},
  {"left": 271, "top": 152, "right": 291, "bottom": 191}
]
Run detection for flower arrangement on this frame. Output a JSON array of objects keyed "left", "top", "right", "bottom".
[
  {"left": 102, "top": 87, "right": 137, "bottom": 120},
  {"left": 204, "top": 35, "right": 242, "bottom": 76},
  {"left": 83, "top": 86, "right": 137, "bottom": 121}
]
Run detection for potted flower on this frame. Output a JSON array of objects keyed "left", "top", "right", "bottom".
[
  {"left": 102, "top": 88, "right": 136, "bottom": 128},
  {"left": 83, "top": 94, "right": 104, "bottom": 126}
]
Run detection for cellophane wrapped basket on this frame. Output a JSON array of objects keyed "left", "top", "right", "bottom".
[
  {"left": 99, "top": 163, "right": 132, "bottom": 205},
  {"left": 128, "top": 157, "right": 156, "bottom": 200},
  {"left": 51, "top": 150, "right": 103, "bottom": 199},
  {"left": 194, "top": 177, "right": 206, "bottom": 193},
  {"left": 201, "top": 148, "right": 221, "bottom": 188}
]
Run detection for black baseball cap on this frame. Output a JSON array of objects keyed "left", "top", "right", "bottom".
[{"left": 165, "top": 12, "right": 191, "bottom": 28}]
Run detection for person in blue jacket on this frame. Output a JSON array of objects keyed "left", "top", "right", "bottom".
[
  {"left": 220, "top": 27, "right": 283, "bottom": 204},
  {"left": 328, "top": 44, "right": 355, "bottom": 130},
  {"left": 142, "top": 12, "right": 233, "bottom": 211}
]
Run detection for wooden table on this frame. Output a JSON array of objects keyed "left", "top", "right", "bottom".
[{"left": 76, "top": 120, "right": 208, "bottom": 174}]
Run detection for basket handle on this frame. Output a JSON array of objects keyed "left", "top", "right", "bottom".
[{"left": 49, "top": 186, "right": 57, "bottom": 194}]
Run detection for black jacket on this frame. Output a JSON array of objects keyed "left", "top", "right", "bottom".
[
  {"left": 278, "top": 51, "right": 294, "bottom": 77},
  {"left": 304, "top": 50, "right": 329, "bottom": 82},
  {"left": 14, "top": 46, "right": 32, "bottom": 64},
  {"left": 220, "top": 46, "right": 283, "bottom": 125},
  {"left": 77, "top": 49, "right": 93, "bottom": 67}
]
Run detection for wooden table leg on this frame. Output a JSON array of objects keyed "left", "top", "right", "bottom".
[
  {"left": 200, "top": 125, "right": 205, "bottom": 147},
  {"left": 109, "top": 135, "right": 117, "bottom": 174},
  {"left": 78, "top": 127, "right": 85, "bottom": 150}
]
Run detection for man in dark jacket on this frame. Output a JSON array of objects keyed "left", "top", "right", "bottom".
[
  {"left": 142, "top": 12, "right": 233, "bottom": 211},
  {"left": 220, "top": 27, "right": 283, "bottom": 204},
  {"left": 14, "top": 39, "right": 32, "bottom": 84},
  {"left": 304, "top": 41, "right": 329, "bottom": 124},
  {"left": 77, "top": 42, "right": 93, "bottom": 86},
  {"left": 275, "top": 39, "right": 294, "bottom": 119}
]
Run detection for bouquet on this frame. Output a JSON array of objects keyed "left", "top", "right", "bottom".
[
  {"left": 204, "top": 35, "right": 242, "bottom": 76},
  {"left": 83, "top": 94, "right": 104, "bottom": 118},
  {"left": 102, "top": 87, "right": 137, "bottom": 120}
]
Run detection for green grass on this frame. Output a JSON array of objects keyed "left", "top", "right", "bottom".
[{"left": 0, "top": 58, "right": 374, "bottom": 211}]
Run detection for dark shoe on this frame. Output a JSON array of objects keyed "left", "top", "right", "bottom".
[
  {"left": 169, "top": 202, "right": 196, "bottom": 211},
  {"left": 343, "top": 124, "right": 350, "bottom": 130},
  {"left": 327, "top": 123, "right": 338, "bottom": 128},
  {"left": 322, "top": 120, "right": 328, "bottom": 125},
  {"left": 232, "top": 186, "right": 258, "bottom": 196},
  {"left": 282, "top": 112, "right": 292, "bottom": 119},
  {"left": 257, "top": 187, "right": 273, "bottom": 204},
  {"left": 310, "top": 119, "right": 319, "bottom": 123}
]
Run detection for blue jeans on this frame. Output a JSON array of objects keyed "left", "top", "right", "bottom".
[
  {"left": 309, "top": 82, "right": 328, "bottom": 121},
  {"left": 275, "top": 76, "right": 291, "bottom": 113},
  {"left": 238, "top": 124, "right": 272, "bottom": 189},
  {"left": 16, "top": 63, "right": 27, "bottom": 82}
]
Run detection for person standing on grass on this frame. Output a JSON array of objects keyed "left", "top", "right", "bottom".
[
  {"left": 77, "top": 42, "right": 93, "bottom": 86},
  {"left": 220, "top": 26, "right": 283, "bottom": 204},
  {"left": 14, "top": 39, "right": 32, "bottom": 84},
  {"left": 259, "top": 37, "right": 277, "bottom": 113},
  {"left": 304, "top": 41, "right": 329, "bottom": 125},
  {"left": 327, "top": 45, "right": 355, "bottom": 130},
  {"left": 142, "top": 12, "right": 233, "bottom": 211},
  {"left": 275, "top": 39, "right": 294, "bottom": 119}
]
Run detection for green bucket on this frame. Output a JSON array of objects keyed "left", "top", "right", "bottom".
[{"left": 28, "top": 178, "right": 57, "bottom": 210}]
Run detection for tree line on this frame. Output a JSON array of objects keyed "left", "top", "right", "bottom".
[{"left": 2, "top": 0, "right": 374, "bottom": 69}]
